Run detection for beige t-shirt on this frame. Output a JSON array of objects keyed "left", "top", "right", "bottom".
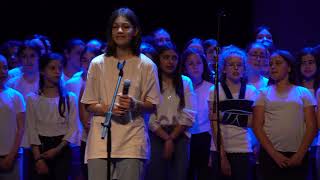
[{"left": 81, "top": 54, "right": 161, "bottom": 161}]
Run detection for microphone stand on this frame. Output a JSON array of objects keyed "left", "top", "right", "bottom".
[
  {"left": 213, "top": 9, "right": 226, "bottom": 179},
  {"left": 213, "top": 46, "right": 221, "bottom": 179},
  {"left": 101, "top": 60, "right": 126, "bottom": 180}
]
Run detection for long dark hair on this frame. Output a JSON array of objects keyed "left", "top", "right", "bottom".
[
  {"left": 180, "top": 47, "right": 213, "bottom": 83},
  {"left": 268, "top": 50, "right": 298, "bottom": 85},
  {"left": 105, "top": 7, "right": 141, "bottom": 57},
  {"left": 155, "top": 43, "right": 185, "bottom": 110},
  {"left": 39, "top": 53, "right": 68, "bottom": 118},
  {"left": 296, "top": 47, "right": 320, "bottom": 92}
]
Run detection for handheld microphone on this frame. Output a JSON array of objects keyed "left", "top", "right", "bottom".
[
  {"left": 122, "top": 79, "right": 132, "bottom": 122},
  {"left": 122, "top": 79, "right": 131, "bottom": 95}
]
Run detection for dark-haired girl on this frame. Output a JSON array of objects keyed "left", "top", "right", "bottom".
[
  {"left": 296, "top": 47, "right": 320, "bottom": 180},
  {"left": 146, "top": 43, "right": 196, "bottom": 180},
  {"left": 81, "top": 7, "right": 161, "bottom": 180},
  {"left": 180, "top": 48, "right": 215, "bottom": 180},
  {"left": 253, "top": 50, "right": 317, "bottom": 179},
  {"left": 26, "top": 53, "right": 79, "bottom": 180}
]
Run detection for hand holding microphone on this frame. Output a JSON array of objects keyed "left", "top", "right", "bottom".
[{"left": 113, "top": 79, "right": 134, "bottom": 121}]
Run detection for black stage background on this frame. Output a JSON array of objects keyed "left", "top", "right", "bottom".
[{"left": 1, "top": 0, "right": 319, "bottom": 52}]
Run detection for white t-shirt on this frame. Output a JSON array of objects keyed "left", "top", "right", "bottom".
[
  {"left": 312, "top": 88, "right": 320, "bottom": 146},
  {"left": 81, "top": 54, "right": 161, "bottom": 161},
  {"left": 65, "top": 71, "right": 86, "bottom": 142},
  {"left": 208, "top": 83, "right": 257, "bottom": 153},
  {"left": 254, "top": 85, "right": 316, "bottom": 152},
  {"left": 189, "top": 81, "right": 213, "bottom": 134},
  {"left": 7, "top": 75, "right": 39, "bottom": 100},
  {"left": 247, "top": 76, "right": 268, "bottom": 148},
  {"left": 0, "top": 88, "right": 25, "bottom": 155},
  {"left": 6, "top": 75, "right": 39, "bottom": 148},
  {"left": 248, "top": 76, "right": 268, "bottom": 90},
  {"left": 148, "top": 75, "right": 197, "bottom": 137},
  {"left": 26, "top": 92, "right": 80, "bottom": 146}
]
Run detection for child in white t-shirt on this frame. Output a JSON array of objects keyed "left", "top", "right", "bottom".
[
  {"left": 26, "top": 53, "right": 79, "bottom": 179},
  {"left": 146, "top": 43, "right": 196, "bottom": 180},
  {"left": 253, "top": 50, "right": 317, "bottom": 179},
  {"left": 0, "top": 55, "right": 25, "bottom": 180},
  {"left": 209, "top": 46, "right": 257, "bottom": 180},
  {"left": 180, "top": 47, "right": 215, "bottom": 180}
]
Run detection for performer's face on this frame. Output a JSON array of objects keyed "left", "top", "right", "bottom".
[
  {"left": 185, "top": 53, "right": 203, "bottom": 81},
  {"left": 21, "top": 47, "right": 40, "bottom": 74},
  {"left": 270, "top": 54, "right": 290, "bottom": 82},
  {"left": 112, "top": 16, "right": 136, "bottom": 48},
  {"left": 247, "top": 46, "right": 267, "bottom": 74},
  {"left": 65, "top": 45, "right": 84, "bottom": 71},
  {"left": 154, "top": 32, "right": 171, "bottom": 46},
  {"left": 300, "top": 54, "right": 317, "bottom": 79},
  {"left": 0, "top": 58, "right": 8, "bottom": 85},
  {"left": 256, "top": 29, "right": 273, "bottom": 48},
  {"left": 159, "top": 49, "right": 179, "bottom": 75},
  {"left": 41, "top": 59, "right": 62, "bottom": 85},
  {"left": 224, "top": 55, "right": 244, "bottom": 83}
]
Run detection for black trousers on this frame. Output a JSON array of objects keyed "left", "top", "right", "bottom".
[
  {"left": 80, "top": 140, "right": 88, "bottom": 179},
  {"left": 220, "top": 152, "right": 256, "bottom": 180},
  {"left": 188, "top": 132, "right": 212, "bottom": 180},
  {"left": 259, "top": 148, "right": 309, "bottom": 180},
  {"left": 33, "top": 135, "right": 71, "bottom": 180}
]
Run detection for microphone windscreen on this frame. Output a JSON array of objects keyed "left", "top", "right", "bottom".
[{"left": 122, "top": 79, "right": 131, "bottom": 95}]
